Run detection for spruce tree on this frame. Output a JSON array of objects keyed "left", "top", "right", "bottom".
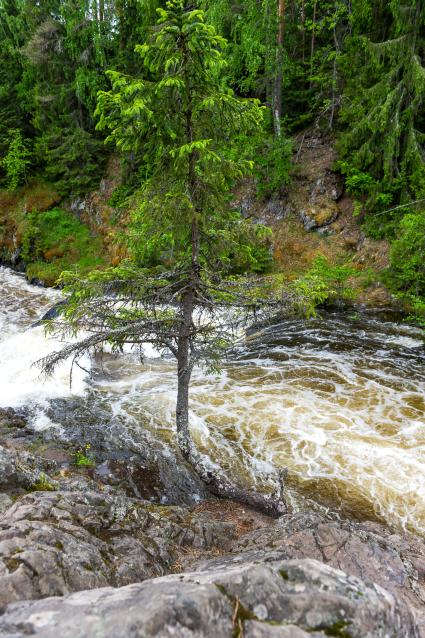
[
  {"left": 338, "top": 0, "right": 425, "bottom": 215},
  {"left": 41, "top": 0, "right": 286, "bottom": 516}
]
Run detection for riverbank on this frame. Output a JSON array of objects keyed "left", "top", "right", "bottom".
[
  {"left": 0, "top": 405, "right": 424, "bottom": 636},
  {"left": 0, "top": 137, "right": 401, "bottom": 312},
  {"left": 0, "top": 266, "right": 424, "bottom": 532},
  {"left": 0, "top": 265, "right": 424, "bottom": 635}
]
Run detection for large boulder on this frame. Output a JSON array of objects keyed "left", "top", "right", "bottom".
[
  {"left": 0, "top": 558, "right": 418, "bottom": 637},
  {"left": 300, "top": 202, "right": 339, "bottom": 231},
  {"left": 227, "top": 509, "right": 425, "bottom": 635}
]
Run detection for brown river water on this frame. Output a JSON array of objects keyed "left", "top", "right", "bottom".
[{"left": 0, "top": 266, "right": 424, "bottom": 534}]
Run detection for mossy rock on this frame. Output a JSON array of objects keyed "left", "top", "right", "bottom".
[{"left": 300, "top": 203, "right": 339, "bottom": 230}]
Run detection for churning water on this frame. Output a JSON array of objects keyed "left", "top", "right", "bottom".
[
  {"left": 0, "top": 267, "right": 87, "bottom": 423},
  {"left": 1, "top": 266, "right": 425, "bottom": 534}
]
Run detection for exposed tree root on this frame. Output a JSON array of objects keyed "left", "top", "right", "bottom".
[{"left": 187, "top": 450, "right": 287, "bottom": 518}]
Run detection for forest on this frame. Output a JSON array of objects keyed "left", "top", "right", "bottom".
[
  {"left": 0, "top": 0, "right": 424, "bottom": 318},
  {"left": 1, "top": 4, "right": 425, "bottom": 635}
]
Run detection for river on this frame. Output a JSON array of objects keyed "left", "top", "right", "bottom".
[{"left": 0, "top": 266, "right": 424, "bottom": 534}]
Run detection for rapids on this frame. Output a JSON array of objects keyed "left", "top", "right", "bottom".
[{"left": 1, "top": 266, "right": 424, "bottom": 534}]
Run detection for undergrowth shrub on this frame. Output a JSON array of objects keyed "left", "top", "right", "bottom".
[
  {"left": 387, "top": 211, "right": 425, "bottom": 322},
  {"left": 288, "top": 255, "right": 357, "bottom": 317},
  {"left": 22, "top": 207, "right": 106, "bottom": 285}
]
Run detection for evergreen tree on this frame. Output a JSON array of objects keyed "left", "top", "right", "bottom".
[
  {"left": 21, "top": 0, "right": 114, "bottom": 194},
  {"left": 0, "top": 0, "right": 32, "bottom": 175},
  {"left": 1, "top": 128, "right": 31, "bottom": 190},
  {"left": 41, "top": 0, "right": 286, "bottom": 515},
  {"left": 338, "top": 0, "right": 425, "bottom": 218}
]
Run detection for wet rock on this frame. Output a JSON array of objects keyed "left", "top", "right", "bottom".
[
  {"left": 33, "top": 300, "right": 68, "bottom": 326},
  {"left": 44, "top": 397, "right": 210, "bottom": 506},
  {"left": 93, "top": 454, "right": 209, "bottom": 505},
  {"left": 27, "top": 277, "right": 46, "bottom": 288},
  {"left": 0, "top": 558, "right": 418, "bottom": 638},
  {"left": 0, "top": 408, "right": 27, "bottom": 432}
]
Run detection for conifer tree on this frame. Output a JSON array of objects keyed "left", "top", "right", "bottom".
[
  {"left": 0, "top": 0, "right": 30, "bottom": 167},
  {"left": 41, "top": 0, "right": 286, "bottom": 516},
  {"left": 339, "top": 0, "right": 425, "bottom": 213}
]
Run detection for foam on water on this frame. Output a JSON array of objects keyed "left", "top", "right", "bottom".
[
  {"left": 1, "top": 266, "right": 425, "bottom": 535},
  {"left": 0, "top": 267, "right": 88, "bottom": 417},
  {"left": 93, "top": 317, "right": 425, "bottom": 534}
]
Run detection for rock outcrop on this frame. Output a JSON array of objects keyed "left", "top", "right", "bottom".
[
  {"left": 0, "top": 557, "right": 419, "bottom": 637},
  {"left": 0, "top": 444, "right": 269, "bottom": 613},
  {"left": 0, "top": 410, "right": 424, "bottom": 637},
  {"left": 227, "top": 509, "right": 425, "bottom": 636},
  {"left": 0, "top": 487, "right": 264, "bottom": 612}
]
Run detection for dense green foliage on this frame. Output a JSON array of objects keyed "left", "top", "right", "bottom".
[
  {"left": 1, "top": 128, "right": 31, "bottom": 190},
  {"left": 21, "top": 207, "right": 106, "bottom": 285},
  {"left": 95, "top": 1, "right": 267, "bottom": 275},
  {"left": 338, "top": 1, "right": 425, "bottom": 215},
  {"left": 389, "top": 212, "right": 425, "bottom": 300},
  {"left": 0, "top": 0, "right": 424, "bottom": 312}
]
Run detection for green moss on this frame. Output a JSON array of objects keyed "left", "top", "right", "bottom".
[
  {"left": 29, "top": 472, "right": 56, "bottom": 492},
  {"left": 75, "top": 448, "right": 96, "bottom": 468},
  {"left": 5, "top": 557, "right": 21, "bottom": 572},
  {"left": 323, "top": 620, "right": 351, "bottom": 637}
]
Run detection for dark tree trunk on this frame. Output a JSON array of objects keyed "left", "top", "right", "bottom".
[
  {"left": 273, "top": 0, "right": 286, "bottom": 137},
  {"left": 176, "top": 330, "right": 192, "bottom": 459},
  {"left": 99, "top": 0, "right": 104, "bottom": 22},
  {"left": 309, "top": 0, "right": 317, "bottom": 85},
  {"left": 192, "top": 456, "right": 287, "bottom": 518},
  {"left": 175, "top": 36, "right": 287, "bottom": 519},
  {"left": 301, "top": 0, "right": 306, "bottom": 63}
]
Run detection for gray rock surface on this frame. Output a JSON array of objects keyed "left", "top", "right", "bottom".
[
  {"left": 0, "top": 412, "right": 424, "bottom": 637},
  {"left": 0, "top": 558, "right": 418, "bottom": 637},
  {"left": 44, "top": 396, "right": 211, "bottom": 505},
  {"left": 0, "top": 488, "right": 250, "bottom": 611},
  {"left": 0, "top": 445, "right": 57, "bottom": 495},
  {"left": 227, "top": 509, "right": 425, "bottom": 634}
]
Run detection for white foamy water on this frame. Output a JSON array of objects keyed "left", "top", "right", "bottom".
[
  {"left": 1, "top": 266, "right": 425, "bottom": 535},
  {"left": 92, "top": 315, "right": 425, "bottom": 534},
  {"left": 0, "top": 267, "right": 88, "bottom": 417}
]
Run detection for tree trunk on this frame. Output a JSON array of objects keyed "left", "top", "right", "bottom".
[
  {"left": 176, "top": 327, "right": 193, "bottom": 460},
  {"left": 301, "top": 0, "right": 306, "bottom": 63},
  {"left": 309, "top": 0, "right": 317, "bottom": 84},
  {"left": 175, "top": 89, "right": 199, "bottom": 461},
  {"left": 273, "top": 0, "right": 286, "bottom": 137},
  {"left": 175, "top": 37, "right": 287, "bottom": 519},
  {"left": 192, "top": 457, "right": 287, "bottom": 518},
  {"left": 329, "top": 25, "right": 338, "bottom": 129}
]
